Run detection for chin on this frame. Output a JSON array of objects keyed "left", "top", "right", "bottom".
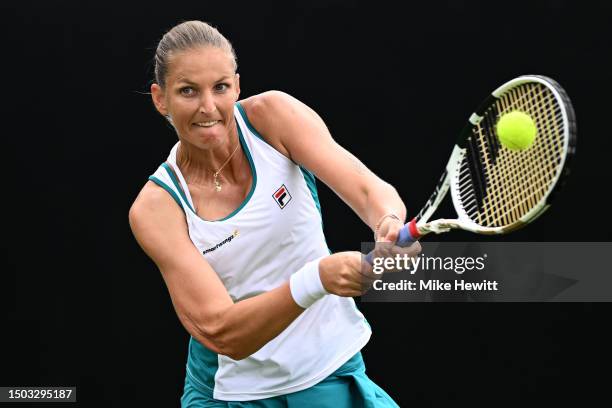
[{"left": 185, "top": 128, "right": 224, "bottom": 147}]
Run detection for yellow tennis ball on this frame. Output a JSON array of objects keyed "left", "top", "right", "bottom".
[{"left": 496, "top": 111, "right": 537, "bottom": 151}]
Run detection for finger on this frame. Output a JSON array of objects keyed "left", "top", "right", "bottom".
[
  {"left": 346, "top": 280, "right": 368, "bottom": 294},
  {"left": 358, "top": 268, "right": 380, "bottom": 282},
  {"left": 389, "top": 241, "right": 422, "bottom": 258},
  {"left": 344, "top": 273, "right": 368, "bottom": 290},
  {"left": 336, "top": 287, "right": 363, "bottom": 297},
  {"left": 355, "top": 264, "right": 378, "bottom": 282},
  {"left": 373, "top": 241, "right": 394, "bottom": 258},
  {"left": 383, "top": 226, "right": 401, "bottom": 244}
]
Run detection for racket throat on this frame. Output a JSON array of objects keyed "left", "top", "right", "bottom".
[{"left": 417, "top": 219, "right": 459, "bottom": 235}]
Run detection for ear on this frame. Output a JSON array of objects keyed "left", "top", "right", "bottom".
[
  {"left": 151, "top": 83, "right": 168, "bottom": 116},
  {"left": 234, "top": 73, "right": 241, "bottom": 100}
]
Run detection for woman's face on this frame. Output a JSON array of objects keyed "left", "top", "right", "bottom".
[{"left": 152, "top": 46, "right": 240, "bottom": 149}]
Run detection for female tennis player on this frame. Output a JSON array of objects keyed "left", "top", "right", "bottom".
[{"left": 129, "top": 20, "right": 420, "bottom": 407}]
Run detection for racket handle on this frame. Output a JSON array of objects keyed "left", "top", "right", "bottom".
[
  {"left": 397, "top": 218, "right": 421, "bottom": 245},
  {"left": 364, "top": 219, "right": 421, "bottom": 265}
]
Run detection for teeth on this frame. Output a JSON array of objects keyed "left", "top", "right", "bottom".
[{"left": 195, "top": 121, "right": 219, "bottom": 127}]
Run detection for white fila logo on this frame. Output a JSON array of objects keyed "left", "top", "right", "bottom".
[{"left": 273, "top": 184, "right": 292, "bottom": 209}]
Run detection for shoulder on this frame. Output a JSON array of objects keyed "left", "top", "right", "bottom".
[
  {"left": 129, "top": 181, "right": 186, "bottom": 235},
  {"left": 240, "top": 90, "right": 297, "bottom": 120},
  {"left": 129, "top": 181, "right": 201, "bottom": 273},
  {"left": 130, "top": 181, "right": 178, "bottom": 215},
  {"left": 238, "top": 91, "right": 323, "bottom": 160}
]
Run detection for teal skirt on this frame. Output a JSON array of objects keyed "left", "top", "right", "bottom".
[{"left": 181, "top": 352, "right": 399, "bottom": 408}]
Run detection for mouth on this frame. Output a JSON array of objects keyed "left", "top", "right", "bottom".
[{"left": 193, "top": 120, "right": 220, "bottom": 128}]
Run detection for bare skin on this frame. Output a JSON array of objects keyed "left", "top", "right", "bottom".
[{"left": 129, "top": 46, "right": 420, "bottom": 360}]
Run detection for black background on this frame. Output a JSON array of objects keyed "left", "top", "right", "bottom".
[{"left": 1, "top": 1, "right": 611, "bottom": 406}]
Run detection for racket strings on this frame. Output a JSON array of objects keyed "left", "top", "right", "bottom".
[
  {"left": 478, "top": 87, "right": 543, "bottom": 224},
  {"left": 457, "top": 82, "right": 566, "bottom": 228},
  {"left": 495, "top": 86, "right": 564, "bottom": 222},
  {"left": 485, "top": 84, "right": 563, "bottom": 225},
  {"left": 479, "top": 85, "right": 562, "bottom": 225}
]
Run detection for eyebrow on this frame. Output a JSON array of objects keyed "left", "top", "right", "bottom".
[{"left": 175, "top": 75, "right": 232, "bottom": 85}]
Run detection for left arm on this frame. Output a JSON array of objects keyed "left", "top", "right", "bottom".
[{"left": 242, "top": 91, "right": 406, "bottom": 241}]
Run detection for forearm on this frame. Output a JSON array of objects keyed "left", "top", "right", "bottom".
[
  {"left": 363, "top": 180, "right": 407, "bottom": 233},
  {"left": 213, "top": 282, "right": 305, "bottom": 360}
]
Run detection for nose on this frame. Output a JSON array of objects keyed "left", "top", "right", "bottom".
[{"left": 199, "top": 91, "right": 217, "bottom": 114}]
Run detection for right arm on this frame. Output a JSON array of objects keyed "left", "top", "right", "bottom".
[{"left": 128, "top": 182, "right": 366, "bottom": 360}]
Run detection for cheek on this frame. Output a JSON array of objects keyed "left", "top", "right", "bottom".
[
  {"left": 223, "top": 105, "right": 236, "bottom": 123},
  {"left": 213, "top": 96, "right": 232, "bottom": 117},
  {"left": 170, "top": 100, "right": 198, "bottom": 122}
]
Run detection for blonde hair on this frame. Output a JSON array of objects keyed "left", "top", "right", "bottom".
[{"left": 154, "top": 20, "right": 237, "bottom": 88}]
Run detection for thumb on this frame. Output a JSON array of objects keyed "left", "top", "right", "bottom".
[{"left": 385, "top": 228, "right": 400, "bottom": 243}]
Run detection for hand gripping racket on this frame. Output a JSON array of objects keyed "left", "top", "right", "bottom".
[{"left": 366, "top": 75, "right": 576, "bottom": 264}]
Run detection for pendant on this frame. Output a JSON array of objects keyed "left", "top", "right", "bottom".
[{"left": 214, "top": 173, "right": 222, "bottom": 192}]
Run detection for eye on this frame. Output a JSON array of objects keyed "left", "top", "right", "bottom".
[
  {"left": 179, "top": 87, "right": 196, "bottom": 97},
  {"left": 214, "top": 83, "right": 229, "bottom": 92}
]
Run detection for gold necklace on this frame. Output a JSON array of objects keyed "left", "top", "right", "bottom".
[{"left": 213, "top": 142, "right": 240, "bottom": 192}]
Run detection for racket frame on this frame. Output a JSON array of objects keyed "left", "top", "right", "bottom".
[{"left": 413, "top": 75, "right": 576, "bottom": 238}]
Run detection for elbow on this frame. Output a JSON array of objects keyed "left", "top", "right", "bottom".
[
  {"left": 385, "top": 182, "right": 406, "bottom": 207},
  {"left": 213, "top": 335, "right": 249, "bottom": 361},
  {"left": 195, "top": 321, "right": 251, "bottom": 361},
  {"left": 225, "top": 349, "right": 250, "bottom": 361},
  {"left": 382, "top": 180, "right": 400, "bottom": 195}
]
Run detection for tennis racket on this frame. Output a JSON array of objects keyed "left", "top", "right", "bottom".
[{"left": 366, "top": 75, "right": 576, "bottom": 264}]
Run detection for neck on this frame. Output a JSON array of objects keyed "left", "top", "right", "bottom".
[{"left": 176, "top": 123, "right": 243, "bottom": 186}]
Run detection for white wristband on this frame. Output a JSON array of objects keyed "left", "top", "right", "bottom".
[{"left": 289, "top": 257, "right": 328, "bottom": 309}]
